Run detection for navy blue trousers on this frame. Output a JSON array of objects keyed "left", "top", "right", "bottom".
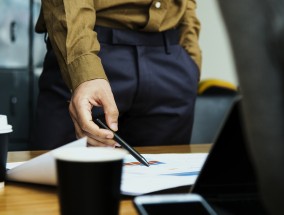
[{"left": 32, "top": 26, "right": 199, "bottom": 149}]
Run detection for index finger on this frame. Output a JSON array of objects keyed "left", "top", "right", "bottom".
[{"left": 73, "top": 102, "right": 114, "bottom": 139}]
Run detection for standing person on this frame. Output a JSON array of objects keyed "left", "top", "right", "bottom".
[{"left": 32, "top": 0, "right": 202, "bottom": 150}]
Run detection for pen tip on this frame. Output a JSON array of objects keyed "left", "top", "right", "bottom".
[{"left": 145, "top": 162, "right": 150, "bottom": 167}]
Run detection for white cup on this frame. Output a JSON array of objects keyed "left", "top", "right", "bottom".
[{"left": 0, "top": 115, "right": 13, "bottom": 189}]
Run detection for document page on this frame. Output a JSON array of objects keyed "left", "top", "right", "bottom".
[
  {"left": 122, "top": 153, "right": 207, "bottom": 195},
  {"left": 6, "top": 138, "right": 207, "bottom": 196}
]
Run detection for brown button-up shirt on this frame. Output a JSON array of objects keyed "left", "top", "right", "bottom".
[{"left": 36, "top": 0, "right": 201, "bottom": 91}]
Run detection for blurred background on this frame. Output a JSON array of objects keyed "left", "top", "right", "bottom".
[
  {"left": 0, "top": 0, "right": 237, "bottom": 150},
  {"left": 0, "top": 0, "right": 45, "bottom": 150}
]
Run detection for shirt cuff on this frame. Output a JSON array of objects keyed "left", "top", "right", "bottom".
[{"left": 67, "top": 54, "right": 108, "bottom": 91}]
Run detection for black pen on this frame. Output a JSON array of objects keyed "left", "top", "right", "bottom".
[{"left": 95, "top": 119, "right": 150, "bottom": 167}]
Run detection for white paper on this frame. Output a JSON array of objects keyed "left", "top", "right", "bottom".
[
  {"left": 6, "top": 137, "right": 87, "bottom": 185},
  {"left": 6, "top": 138, "right": 207, "bottom": 196},
  {"left": 121, "top": 153, "right": 207, "bottom": 195}
]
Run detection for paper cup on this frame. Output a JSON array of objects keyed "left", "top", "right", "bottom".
[
  {"left": 0, "top": 115, "right": 13, "bottom": 188},
  {"left": 53, "top": 147, "right": 127, "bottom": 215}
]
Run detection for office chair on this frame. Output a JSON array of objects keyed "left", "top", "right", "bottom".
[{"left": 190, "top": 79, "right": 238, "bottom": 144}]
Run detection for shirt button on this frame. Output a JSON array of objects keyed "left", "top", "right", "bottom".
[{"left": 155, "top": 1, "right": 161, "bottom": 9}]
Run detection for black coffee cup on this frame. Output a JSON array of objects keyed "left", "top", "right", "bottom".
[
  {"left": 53, "top": 147, "right": 127, "bottom": 215},
  {"left": 0, "top": 115, "right": 13, "bottom": 189}
]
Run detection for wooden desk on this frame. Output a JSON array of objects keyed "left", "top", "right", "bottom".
[{"left": 1, "top": 144, "right": 211, "bottom": 215}]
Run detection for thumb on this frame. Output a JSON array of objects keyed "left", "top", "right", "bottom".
[
  {"left": 104, "top": 104, "right": 119, "bottom": 131},
  {"left": 96, "top": 79, "right": 119, "bottom": 131},
  {"left": 100, "top": 92, "right": 119, "bottom": 131}
]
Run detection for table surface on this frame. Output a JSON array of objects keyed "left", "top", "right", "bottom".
[{"left": 1, "top": 144, "right": 211, "bottom": 215}]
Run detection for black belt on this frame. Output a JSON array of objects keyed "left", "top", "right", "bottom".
[
  {"left": 95, "top": 25, "right": 180, "bottom": 48},
  {"left": 46, "top": 26, "right": 179, "bottom": 54}
]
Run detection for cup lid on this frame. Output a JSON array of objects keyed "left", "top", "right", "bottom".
[
  {"left": 0, "top": 115, "right": 13, "bottom": 134},
  {"left": 53, "top": 147, "right": 128, "bottom": 162}
]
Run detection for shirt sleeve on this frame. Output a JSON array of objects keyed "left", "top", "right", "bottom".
[
  {"left": 179, "top": 0, "right": 202, "bottom": 73},
  {"left": 41, "top": 0, "right": 107, "bottom": 91}
]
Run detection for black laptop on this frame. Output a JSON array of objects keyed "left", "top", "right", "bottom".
[{"left": 190, "top": 96, "right": 267, "bottom": 215}]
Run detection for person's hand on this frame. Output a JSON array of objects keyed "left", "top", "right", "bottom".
[{"left": 69, "top": 79, "right": 119, "bottom": 147}]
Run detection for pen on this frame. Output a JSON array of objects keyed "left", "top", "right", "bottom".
[{"left": 95, "top": 118, "right": 149, "bottom": 167}]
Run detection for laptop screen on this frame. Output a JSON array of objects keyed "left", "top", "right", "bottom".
[{"left": 190, "top": 96, "right": 259, "bottom": 197}]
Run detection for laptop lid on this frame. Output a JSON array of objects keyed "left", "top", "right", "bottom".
[{"left": 190, "top": 96, "right": 259, "bottom": 198}]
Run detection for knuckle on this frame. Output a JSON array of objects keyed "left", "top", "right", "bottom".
[
  {"left": 106, "top": 107, "right": 119, "bottom": 117},
  {"left": 80, "top": 123, "right": 89, "bottom": 132}
]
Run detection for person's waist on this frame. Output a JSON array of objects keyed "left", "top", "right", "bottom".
[
  {"left": 95, "top": 25, "right": 180, "bottom": 46},
  {"left": 46, "top": 26, "right": 180, "bottom": 51}
]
